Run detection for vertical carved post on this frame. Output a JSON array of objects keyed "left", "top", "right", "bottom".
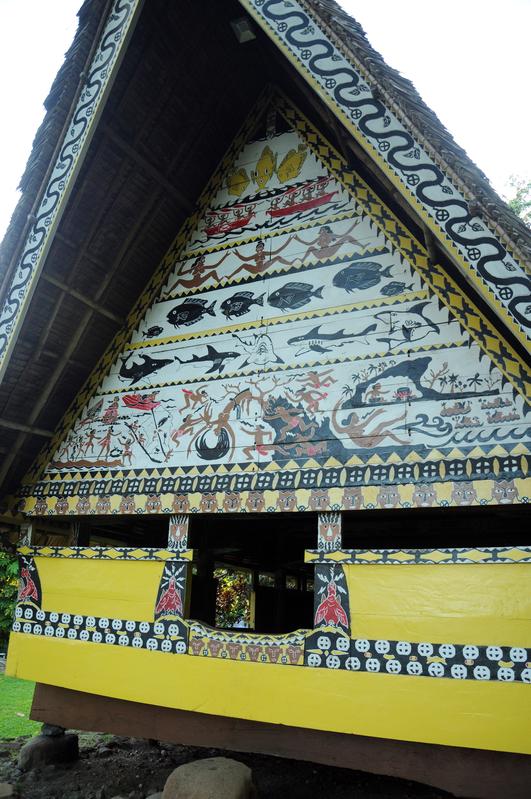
[
  {"left": 19, "top": 522, "right": 34, "bottom": 546},
  {"left": 168, "top": 514, "right": 189, "bottom": 552},
  {"left": 305, "top": 512, "right": 350, "bottom": 669},
  {"left": 154, "top": 515, "right": 190, "bottom": 623}
]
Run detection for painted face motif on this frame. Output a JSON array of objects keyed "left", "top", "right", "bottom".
[
  {"left": 246, "top": 492, "right": 265, "bottom": 512},
  {"left": 309, "top": 488, "right": 330, "bottom": 511},
  {"left": 451, "top": 483, "right": 477, "bottom": 506},
  {"left": 119, "top": 495, "right": 136, "bottom": 513},
  {"left": 223, "top": 492, "right": 241, "bottom": 512},
  {"left": 34, "top": 497, "right": 48, "bottom": 515},
  {"left": 412, "top": 483, "right": 437, "bottom": 507},
  {"left": 491, "top": 479, "right": 518, "bottom": 505},
  {"left": 54, "top": 498, "right": 69, "bottom": 514},
  {"left": 277, "top": 490, "right": 297, "bottom": 511},
  {"left": 342, "top": 487, "right": 362, "bottom": 510},
  {"left": 145, "top": 494, "right": 162, "bottom": 513},
  {"left": 95, "top": 496, "right": 111, "bottom": 514},
  {"left": 76, "top": 497, "right": 90, "bottom": 514},
  {"left": 200, "top": 493, "right": 218, "bottom": 513},
  {"left": 172, "top": 494, "right": 190, "bottom": 513},
  {"left": 376, "top": 485, "right": 400, "bottom": 509}
]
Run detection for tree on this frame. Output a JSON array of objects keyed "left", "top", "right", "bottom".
[
  {"left": 214, "top": 567, "right": 251, "bottom": 628},
  {"left": 504, "top": 176, "right": 531, "bottom": 227},
  {"left": 0, "top": 550, "right": 19, "bottom": 648}
]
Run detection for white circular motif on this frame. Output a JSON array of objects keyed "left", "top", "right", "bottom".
[
  {"left": 146, "top": 638, "right": 158, "bottom": 650},
  {"left": 407, "top": 661, "right": 423, "bottom": 676},
  {"left": 317, "top": 635, "right": 331, "bottom": 651},
  {"left": 92, "top": 631, "right": 102, "bottom": 643},
  {"left": 24, "top": 608, "right": 33, "bottom": 620},
  {"left": 473, "top": 665, "right": 490, "bottom": 680},
  {"left": 375, "top": 640, "right": 390, "bottom": 655},
  {"left": 132, "top": 637, "right": 143, "bottom": 648},
  {"left": 428, "top": 662, "right": 445, "bottom": 677},
  {"left": 45, "top": 626, "right": 54, "bottom": 637},
  {"left": 33, "top": 624, "right": 42, "bottom": 635},
  {"left": 105, "top": 633, "right": 116, "bottom": 644},
  {"left": 439, "top": 644, "right": 456, "bottom": 659},
  {"left": 50, "top": 612, "right": 59, "bottom": 623},
  {"left": 336, "top": 637, "right": 349, "bottom": 652},
  {"left": 119, "top": 635, "right": 129, "bottom": 647},
  {"left": 521, "top": 668, "right": 531, "bottom": 683},
  {"left": 168, "top": 624, "right": 179, "bottom": 636},
  {"left": 86, "top": 616, "right": 95, "bottom": 628},
  {"left": 99, "top": 617, "right": 109, "bottom": 629},
  {"left": 139, "top": 621, "right": 149, "bottom": 633},
  {"left": 396, "top": 641, "right": 411, "bottom": 656},
  {"left": 346, "top": 657, "right": 361, "bottom": 671},
  {"left": 451, "top": 664, "right": 467, "bottom": 679},
  {"left": 23, "top": 623, "right": 32, "bottom": 634},
  {"left": 175, "top": 640, "right": 187, "bottom": 654},
  {"left": 307, "top": 653, "right": 322, "bottom": 667},
  {"left": 326, "top": 655, "right": 341, "bottom": 669},
  {"left": 67, "top": 629, "right": 77, "bottom": 639},
  {"left": 354, "top": 638, "right": 370, "bottom": 653},
  {"left": 154, "top": 622, "right": 164, "bottom": 635},
  {"left": 497, "top": 667, "right": 515, "bottom": 682},
  {"left": 73, "top": 615, "right": 83, "bottom": 626},
  {"left": 36, "top": 610, "right": 45, "bottom": 621},
  {"left": 366, "top": 658, "right": 380, "bottom": 672},
  {"left": 12, "top": 621, "right": 21, "bottom": 632},
  {"left": 386, "top": 659, "right": 402, "bottom": 674},
  {"left": 486, "top": 646, "right": 503, "bottom": 661},
  {"left": 80, "top": 630, "right": 89, "bottom": 641},
  {"left": 15, "top": 607, "right": 23, "bottom": 618},
  {"left": 61, "top": 613, "right": 71, "bottom": 624},
  {"left": 509, "top": 647, "right": 526, "bottom": 663},
  {"left": 112, "top": 619, "right": 122, "bottom": 630},
  {"left": 55, "top": 627, "right": 65, "bottom": 638},
  {"left": 161, "top": 639, "right": 172, "bottom": 652},
  {"left": 417, "top": 642, "right": 433, "bottom": 657},
  {"left": 462, "top": 645, "right": 479, "bottom": 660},
  {"left": 125, "top": 620, "right": 135, "bottom": 632}
]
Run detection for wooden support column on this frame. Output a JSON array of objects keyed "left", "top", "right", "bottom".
[
  {"left": 70, "top": 521, "right": 91, "bottom": 547},
  {"left": 167, "top": 515, "right": 191, "bottom": 618},
  {"left": 19, "top": 522, "right": 35, "bottom": 546},
  {"left": 189, "top": 524, "right": 216, "bottom": 627}
]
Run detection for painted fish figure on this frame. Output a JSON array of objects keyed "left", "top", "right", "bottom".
[
  {"left": 287, "top": 322, "right": 377, "bottom": 355},
  {"left": 166, "top": 298, "right": 216, "bottom": 327},
  {"left": 227, "top": 167, "right": 250, "bottom": 197},
  {"left": 276, "top": 144, "right": 307, "bottom": 183},
  {"left": 119, "top": 353, "right": 173, "bottom": 385},
  {"left": 175, "top": 344, "right": 240, "bottom": 374},
  {"left": 380, "top": 281, "right": 414, "bottom": 297},
  {"left": 268, "top": 281, "right": 324, "bottom": 311},
  {"left": 220, "top": 291, "right": 265, "bottom": 319},
  {"left": 374, "top": 301, "right": 441, "bottom": 349},
  {"left": 143, "top": 325, "right": 163, "bottom": 338},
  {"left": 332, "top": 261, "right": 394, "bottom": 293},
  {"left": 251, "top": 145, "right": 277, "bottom": 190}
]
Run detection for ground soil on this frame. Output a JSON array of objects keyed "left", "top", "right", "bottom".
[{"left": 0, "top": 732, "right": 453, "bottom": 799}]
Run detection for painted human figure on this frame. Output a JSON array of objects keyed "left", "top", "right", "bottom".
[
  {"left": 83, "top": 429, "right": 97, "bottom": 455},
  {"left": 296, "top": 369, "right": 336, "bottom": 391},
  {"left": 291, "top": 219, "right": 362, "bottom": 261},
  {"left": 120, "top": 436, "right": 133, "bottom": 465},
  {"left": 164, "top": 252, "right": 231, "bottom": 294},
  {"left": 102, "top": 397, "right": 119, "bottom": 425},
  {"left": 179, "top": 386, "right": 209, "bottom": 414},
  {"left": 226, "top": 237, "right": 294, "bottom": 280},
  {"left": 155, "top": 576, "right": 183, "bottom": 616},
  {"left": 241, "top": 421, "right": 274, "bottom": 460},
  {"left": 18, "top": 567, "right": 38, "bottom": 602},
  {"left": 364, "top": 382, "right": 389, "bottom": 404},
  {"left": 287, "top": 386, "right": 328, "bottom": 415},
  {"left": 97, "top": 427, "right": 114, "bottom": 457}
]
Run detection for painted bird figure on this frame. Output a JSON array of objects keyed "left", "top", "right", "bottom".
[
  {"left": 314, "top": 580, "right": 348, "bottom": 628},
  {"left": 155, "top": 576, "right": 183, "bottom": 616},
  {"left": 18, "top": 568, "right": 38, "bottom": 602}
]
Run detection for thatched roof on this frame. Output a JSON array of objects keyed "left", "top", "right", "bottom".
[{"left": 0, "top": 0, "right": 528, "bottom": 510}]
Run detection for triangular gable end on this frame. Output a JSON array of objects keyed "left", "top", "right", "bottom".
[{"left": 17, "top": 94, "right": 530, "bottom": 516}]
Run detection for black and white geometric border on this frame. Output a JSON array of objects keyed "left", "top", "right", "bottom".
[
  {"left": 305, "top": 545, "right": 531, "bottom": 565},
  {"left": 13, "top": 605, "right": 531, "bottom": 683},
  {"left": 241, "top": 0, "right": 531, "bottom": 344},
  {"left": 0, "top": 0, "right": 142, "bottom": 378}
]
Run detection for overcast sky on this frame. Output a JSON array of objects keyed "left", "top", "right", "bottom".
[{"left": 0, "top": 0, "right": 529, "bottom": 242}]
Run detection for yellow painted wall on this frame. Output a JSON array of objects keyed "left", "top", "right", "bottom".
[
  {"left": 345, "top": 564, "right": 531, "bottom": 645},
  {"left": 36, "top": 557, "right": 163, "bottom": 620},
  {"left": 7, "top": 632, "right": 531, "bottom": 755}
]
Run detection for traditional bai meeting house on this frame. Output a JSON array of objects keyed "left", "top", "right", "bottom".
[{"left": 1, "top": 1, "right": 530, "bottom": 797}]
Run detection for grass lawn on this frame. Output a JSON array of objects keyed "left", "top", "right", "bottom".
[{"left": 0, "top": 673, "right": 41, "bottom": 738}]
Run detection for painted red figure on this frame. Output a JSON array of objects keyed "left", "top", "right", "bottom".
[
  {"left": 155, "top": 576, "right": 183, "bottom": 616},
  {"left": 314, "top": 580, "right": 348, "bottom": 628},
  {"left": 18, "top": 568, "right": 38, "bottom": 602}
]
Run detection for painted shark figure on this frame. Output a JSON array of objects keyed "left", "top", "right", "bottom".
[
  {"left": 287, "top": 322, "right": 377, "bottom": 356},
  {"left": 175, "top": 344, "right": 240, "bottom": 374},
  {"left": 119, "top": 353, "right": 173, "bottom": 385},
  {"left": 374, "top": 301, "right": 441, "bottom": 350}
]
